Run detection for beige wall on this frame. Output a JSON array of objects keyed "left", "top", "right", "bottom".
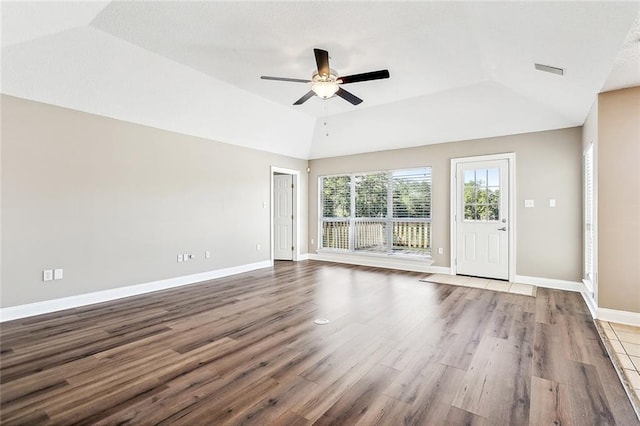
[
  {"left": 598, "top": 87, "right": 640, "bottom": 313},
  {"left": 1, "top": 95, "right": 308, "bottom": 308},
  {"left": 0, "top": 94, "right": 592, "bottom": 309},
  {"left": 309, "top": 127, "right": 583, "bottom": 281}
]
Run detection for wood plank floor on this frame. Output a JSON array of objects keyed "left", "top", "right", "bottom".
[{"left": 1, "top": 260, "right": 638, "bottom": 425}]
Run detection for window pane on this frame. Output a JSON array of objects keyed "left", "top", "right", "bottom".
[
  {"left": 487, "top": 205, "right": 499, "bottom": 221},
  {"left": 392, "top": 168, "right": 431, "bottom": 218},
  {"left": 463, "top": 186, "right": 475, "bottom": 204},
  {"left": 322, "top": 220, "right": 349, "bottom": 250},
  {"left": 392, "top": 221, "right": 430, "bottom": 255},
  {"left": 487, "top": 168, "right": 499, "bottom": 186},
  {"left": 488, "top": 187, "right": 500, "bottom": 204},
  {"left": 464, "top": 204, "right": 475, "bottom": 221},
  {"left": 355, "top": 173, "right": 388, "bottom": 218},
  {"left": 354, "top": 220, "right": 387, "bottom": 253},
  {"left": 476, "top": 169, "right": 487, "bottom": 186},
  {"left": 464, "top": 170, "right": 475, "bottom": 184},
  {"left": 476, "top": 187, "right": 489, "bottom": 203},
  {"left": 322, "top": 176, "right": 351, "bottom": 218}
]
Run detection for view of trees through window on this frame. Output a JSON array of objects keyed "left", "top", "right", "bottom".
[
  {"left": 322, "top": 175, "right": 351, "bottom": 218},
  {"left": 355, "top": 173, "right": 388, "bottom": 217},
  {"left": 321, "top": 168, "right": 432, "bottom": 256},
  {"left": 463, "top": 169, "right": 500, "bottom": 221}
]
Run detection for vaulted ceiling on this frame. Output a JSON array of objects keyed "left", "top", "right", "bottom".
[{"left": 2, "top": 2, "right": 639, "bottom": 159}]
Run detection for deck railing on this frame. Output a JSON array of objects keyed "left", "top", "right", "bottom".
[
  {"left": 354, "top": 220, "right": 387, "bottom": 253},
  {"left": 321, "top": 219, "right": 431, "bottom": 255},
  {"left": 322, "top": 220, "right": 349, "bottom": 250},
  {"left": 392, "top": 221, "right": 431, "bottom": 255}
]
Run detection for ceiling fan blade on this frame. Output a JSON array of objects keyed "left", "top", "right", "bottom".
[
  {"left": 314, "top": 48, "right": 330, "bottom": 77},
  {"left": 261, "top": 76, "right": 311, "bottom": 83},
  {"left": 339, "top": 70, "right": 390, "bottom": 84},
  {"left": 293, "top": 90, "right": 316, "bottom": 105},
  {"left": 335, "top": 87, "right": 363, "bottom": 105}
]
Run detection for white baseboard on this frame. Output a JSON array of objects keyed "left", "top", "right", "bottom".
[
  {"left": 0, "top": 260, "right": 273, "bottom": 323},
  {"left": 580, "top": 290, "right": 598, "bottom": 319},
  {"left": 308, "top": 252, "right": 450, "bottom": 274},
  {"left": 514, "top": 275, "right": 584, "bottom": 292},
  {"left": 597, "top": 308, "right": 640, "bottom": 327},
  {"left": 297, "top": 253, "right": 311, "bottom": 261},
  {"left": 514, "top": 275, "right": 640, "bottom": 325}
]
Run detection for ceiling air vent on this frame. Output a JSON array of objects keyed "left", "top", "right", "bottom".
[{"left": 534, "top": 63, "right": 565, "bottom": 76}]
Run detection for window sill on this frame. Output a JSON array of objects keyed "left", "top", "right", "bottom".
[{"left": 313, "top": 249, "right": 435, "bottom": 273}]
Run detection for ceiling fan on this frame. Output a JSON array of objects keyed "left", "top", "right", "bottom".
[{"left": 261, "top": 48, "right": 390, "bottom": 106}]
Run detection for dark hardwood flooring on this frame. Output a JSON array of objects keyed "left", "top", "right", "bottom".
[{"left": 1, "top": 260, "right": 637, "bottom": 425}]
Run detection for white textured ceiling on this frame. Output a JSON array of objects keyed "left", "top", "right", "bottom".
[{"left": 2, "top": 1, "right": 639, "bottom": 159}]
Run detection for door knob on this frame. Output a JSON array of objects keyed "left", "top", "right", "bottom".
[{"left": 498, "top": 227, "right": 507, "bottom": 231}]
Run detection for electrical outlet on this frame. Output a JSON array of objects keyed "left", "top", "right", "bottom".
[
  {"left": 256, "top": 244, "right": 261, "bottom": 251},
  {"left": 205, "top": 250, "right": 211, "bottom": 259},
  {"left": 311, "top": 239, "right": 315, "bottom": 245},
  {"left": 43, "top": 270, "right": 53, "bottom": 281},
  {"left": 53, "top": 269, "right": 63, "bottom": 280},
  {"left": 524, "top": 199, "right": 534, "bottom": 208},
  {"left": 438, "top": 248, "right": 444, "bottom": 255},
  {"left": 177, "top": 254, "right": 184, "bottom": 262}
]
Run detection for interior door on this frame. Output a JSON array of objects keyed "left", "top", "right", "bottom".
[
  {"left": 274, "top": 174, "right": 293, "bottom": 260},
  {"left": 456, "top": 159, "right": 509, "bottom": 279}
]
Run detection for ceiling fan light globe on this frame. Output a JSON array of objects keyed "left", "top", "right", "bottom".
[{"left": 311, "top": 81, "right": 339, "bottom": 99}]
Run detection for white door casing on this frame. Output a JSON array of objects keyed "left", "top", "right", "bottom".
[
  {"left": 273, "top": 174, "right": 293, "bottom": 260},
  {"left": 451, "top": 154, "right": 515, "bottom": 280}
]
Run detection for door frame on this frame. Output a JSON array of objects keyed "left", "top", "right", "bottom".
[
  {"left": 450, "top": 153, "right": 516, "bottom": 282},
  {"left": 270, "top": 166, "right": 300, "bottom": 263}
]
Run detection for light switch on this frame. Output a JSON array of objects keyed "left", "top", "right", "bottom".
[
  {"left": 205, "top": 250, "right": 211, "bottom": 259},
  {"left": 549, "top": 199, "right": 556, "bottom": 207},
  {"left": 524, "top": 200, "right": 534, "bottom": 208},
  {"left": 53, "top": 269, "right": 63, "bottom": 280}
]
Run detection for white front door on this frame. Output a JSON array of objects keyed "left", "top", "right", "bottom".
[
  {"left": 455, "top": 159, "right": 509, "bottom": 279},
  {"left": 274, "top": 174, "right": 293, "bottom": 260}
]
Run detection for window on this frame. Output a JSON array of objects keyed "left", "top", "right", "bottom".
[
  {"left": 584, "top": 145, "right": 594, "bottom": 291},
  {"left": 463, "top": 168, "right": 500, "bottom": 221},
  {"left": 320, "top": 167, "right": 432, "bottom": 256},
  {"left": 321, "top": 175, "right": 351, "bottom": 250}
]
